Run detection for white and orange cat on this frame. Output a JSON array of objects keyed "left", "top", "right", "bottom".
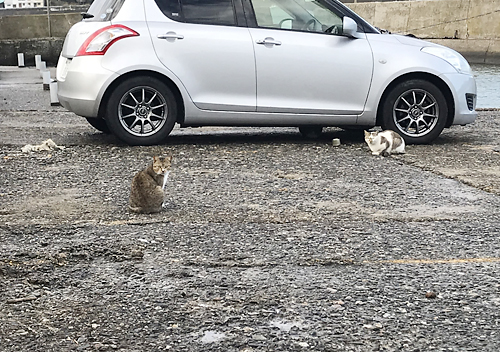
[
  {"left": 364, "top": 130, "right": 405, "bottom": 156},
  {"left": 129, "top": 155, "right": 172, "bottom": 213}
]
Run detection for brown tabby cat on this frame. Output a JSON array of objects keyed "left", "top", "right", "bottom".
[{"left": 129, "top": 155, "right": 172, "bottom": 214}]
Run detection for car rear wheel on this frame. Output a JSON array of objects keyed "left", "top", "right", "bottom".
[
  {"left": 85, "top": 117, "right": 110, "bottom": 134},
  {"left": 105, "top": 76, "right": 177, "bottom": 146},
  {"left": 381, "top": 79, "right": 448, "bottom": 144}
]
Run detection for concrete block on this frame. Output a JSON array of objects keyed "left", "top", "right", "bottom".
[
  {"left": 39, "top": 61, "right": 47, "bottom": 77},
  {"left": 17, "top": 53, "right": 25, "bottom": 67},
  {"left": 50, "top": 81, "right": 60, "bottom": 106},
  {"left": 42, "top": 70, "right": 51, "bottom": 90},
  {"left": 35, "top": 54, "right": 42, "bottom": 69}
]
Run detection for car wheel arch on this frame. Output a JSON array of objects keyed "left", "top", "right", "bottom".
[
  {"left": 376, "top": 72, "right": 455, "bottom": 128},
  {"left": 98, "top": 70, "right": 185, "bottom": 125}
]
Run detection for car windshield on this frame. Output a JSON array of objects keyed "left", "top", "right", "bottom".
[{"left": 85, "top": 0, "right": 126, "bottom": 22}]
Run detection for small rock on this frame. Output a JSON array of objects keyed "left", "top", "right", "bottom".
[
  {"left": 425, "top": 291, "right": 437, "bottom": 299},
  {"left": 363, "top": 323, "right": 383, "bottom": 330}
]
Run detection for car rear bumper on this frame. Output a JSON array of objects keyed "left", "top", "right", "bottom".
[{"left": 57, "top": 56, "right": 116, "bottom": 118}]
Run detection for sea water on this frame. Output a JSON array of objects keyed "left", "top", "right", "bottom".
[{"left": 471, "top": 64, "right": 500, "bottom": 109}]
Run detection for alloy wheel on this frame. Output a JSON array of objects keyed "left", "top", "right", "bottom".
[
  {"left": 118, "top": 86, "right": 168, "bottom": 137},
  {"left": 392, "top": 89, "right": 439, "bottom": 138}
]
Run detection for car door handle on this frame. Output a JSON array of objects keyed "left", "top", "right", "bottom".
[
  {"left": 256, "top": 37, "right": 282, "bottom": 46},
  {"left": 157, "top": 32, "right": 184, "bottom": 40}
]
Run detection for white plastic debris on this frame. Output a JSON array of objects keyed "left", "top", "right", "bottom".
[{"left": 21, "top": 139, "right": 65, "bottom": 153}]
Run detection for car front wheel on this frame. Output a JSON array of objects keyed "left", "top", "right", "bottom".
[
  {"left": 105, "top": 76, "right": 177, "bottom": 146},
  {"left": 381, "top": 79, "right": 448, "bottom": 144}
]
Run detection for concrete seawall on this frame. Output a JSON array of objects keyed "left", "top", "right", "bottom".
[
  {"left": 0, "top": 0, "right": 498, "bottom": 65},
  {"left": 0, "top": 11, "right": 81, "bottom": 66},
  {"left": 348, "top": 0, "right": 500, "bottom": 64}
]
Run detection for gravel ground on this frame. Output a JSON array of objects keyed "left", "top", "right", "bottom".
[{"left": 1, "top": 67, "right": 500, "bottom": 351}]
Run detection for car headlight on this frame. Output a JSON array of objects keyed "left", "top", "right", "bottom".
[{"left": 421, "top": 46, "right": 471, "bottom": 74}]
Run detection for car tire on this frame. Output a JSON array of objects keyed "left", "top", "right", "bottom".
[
  {"left": 299, "top": 126, "right": 323, "bottom": 139},
  {"left": 105, "top": 76, "right": 177, "bottom": 146},
  {"left": 85, "top": 117, "right": 111, "bottom": 134},
  {"left": 381, "top": 79, "right": 448, "bottom": 144}
]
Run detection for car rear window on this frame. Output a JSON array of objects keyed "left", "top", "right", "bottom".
[
  {"left": 85, "top": 0, "right": 126, "bottom": 22},
  {"left": 155, "top": 0, "right": 236, "bottom": 26}
]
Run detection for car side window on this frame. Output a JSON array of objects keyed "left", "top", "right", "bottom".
[
  {"left": 250, "top": 0, "right": 343, "bottom": 34},
  {"left": 155, "top": 0, "right": 237, "bottom": 26}
]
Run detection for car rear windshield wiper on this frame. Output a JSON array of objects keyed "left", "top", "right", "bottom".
[{"left": 81, "top": 12, "right": 94, "bottom": 19}]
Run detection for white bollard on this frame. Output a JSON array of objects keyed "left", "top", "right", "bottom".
[
  {"left": 49, "top": 81, "right": 61, "bottom": 106},
  {"left": 42, "top": 70, "right": 51, "bottom": 90},
  {"left": 35, "top": 55, "right": 42, "bottom": 69},
  {"left": 39, "top": 61, "right": 47, "bottom": 78},
  {"left": 17, "top": 53, "right": 25, "bottom": 67}
]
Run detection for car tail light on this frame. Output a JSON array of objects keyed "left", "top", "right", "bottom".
[{"left": 76, "top": 25, "right": 139, "bottom": 57}]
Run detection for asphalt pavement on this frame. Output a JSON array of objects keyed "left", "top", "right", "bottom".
[{"left": 1, "top": 66, "right": 500, "bottom": 351}]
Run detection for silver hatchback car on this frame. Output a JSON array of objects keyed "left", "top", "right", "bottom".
[{"left": 57, "top": 0, "right": 477, "bottom": 146}]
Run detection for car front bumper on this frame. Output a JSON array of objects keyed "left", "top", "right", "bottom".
[{"left": 442, "top": 72, "right": 477, "bottom": 126}]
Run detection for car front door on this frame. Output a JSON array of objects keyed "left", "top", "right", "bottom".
[
  {"left": 247, "top": 0, "right": 373, "bottom": 115},
  {"left": 147, "top": 0, "right": 256, "bottom": 112}
]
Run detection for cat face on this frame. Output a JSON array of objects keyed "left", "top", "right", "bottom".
[
  {"left": 364, "top": 130, "right": 378, "bottom": 144},
  {"left": 152, "top": 155, "right": 172, "bottom": 175}
]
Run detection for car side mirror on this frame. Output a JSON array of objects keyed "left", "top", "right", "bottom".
[{"left": 342, "top": 17, "right": 362, "bottom": 39}]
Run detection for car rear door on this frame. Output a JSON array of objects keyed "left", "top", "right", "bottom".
[
  {"left": 246, "top": 0, "right": 373, "bottom": 115},
  {"left": 146, "top": 0, "right": 257, "bottom": 112}
]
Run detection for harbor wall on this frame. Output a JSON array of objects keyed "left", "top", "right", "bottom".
[
  {"left": 0, "top": 0, "right": 499, "bottom": 65},
  {"left": 347, "top": 0, "right": 500, "bottom": 64}
]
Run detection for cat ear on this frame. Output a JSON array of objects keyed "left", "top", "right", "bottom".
[
  {"left": 166, "top": 155, "right": 173, "bottom": 162},
  {"left": 153, "top": 156, "right": 159, "bottom": 163}
]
